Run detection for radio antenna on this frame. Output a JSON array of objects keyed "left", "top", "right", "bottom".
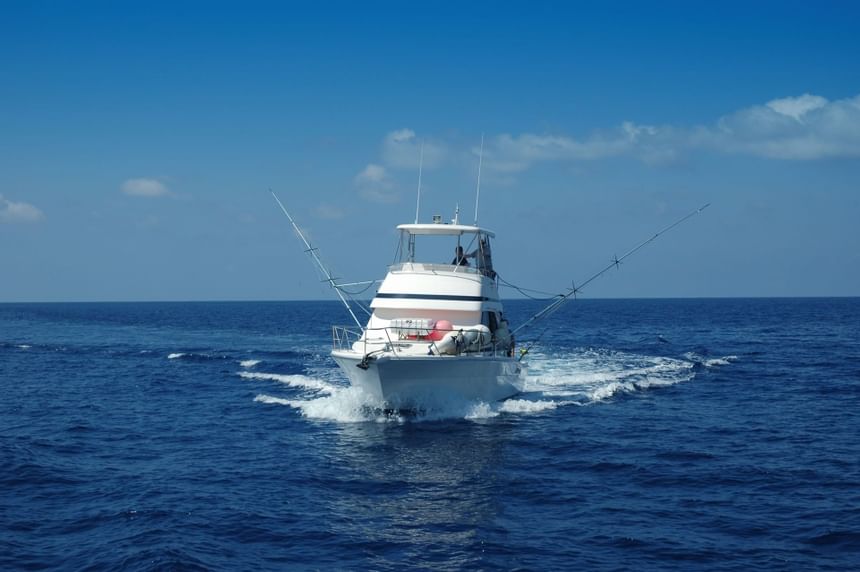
[
  {"left": 473, "top": 133, "right": 484, "bottom": 226},
  {"left": 414, "top": 140, "right": 424, "bottom": 224},
  {"left": 270, "top": 190, "right": 363, "bottom": 329}
]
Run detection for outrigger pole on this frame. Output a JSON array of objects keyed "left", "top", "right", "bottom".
[
  {"left": 270, "top": 190, "right": 364, "bottom": 329},
  {"left": 512, "top": 203, "right": 711, "bottom": 337}
]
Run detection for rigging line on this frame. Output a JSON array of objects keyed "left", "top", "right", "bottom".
[
  {"left": 512, "top": 203, "right": 711, "bottom": 336},
  {"left": 497, "top": 283, "right": 549, "bottom": 300},
  {"left": 337, "top": 279, "right": 383, "bottom": 288},
  {"left": 334, "top": 285, "right": 372, "bottom": 317},
  {"left": 337, "top": 280, "right": 378, "bottom": 296},
  {"left": 495, "top": 274, "right": 559, "bottom": 298},
  {"left": 270, "top": 190, "right": 363, "bottom": 329},
  {"left": 336, "top": 281, "right": 374, "bottom": 316},
  {"left": 347, "top": 295, "right": 373, "bottom": 317},
  {"left": 392, "top": 231, "right": 402, "bottom": 265},
  {"left": 498, "top": 283, "right": 556, "bottom": 301}
]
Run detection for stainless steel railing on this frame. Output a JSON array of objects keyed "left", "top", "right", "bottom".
[{"left": 332, "top": 325, "right": 511, "bottom": 358}]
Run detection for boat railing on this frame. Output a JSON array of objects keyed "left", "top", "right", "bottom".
[
  {"left": 388, "top": 262, "right": 482, "bottom": 275},
  {"left": 332, "top": 325, "right": 511, "bottom": 358},
  {"left": 332, "top": 325, "right": 363, "bottom": 351}
]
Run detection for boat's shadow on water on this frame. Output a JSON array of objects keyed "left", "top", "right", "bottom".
[{"left": 317, "top": 417, "right": 515, "bottom": 565}]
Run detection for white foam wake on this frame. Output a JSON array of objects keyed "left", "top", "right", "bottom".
[
  {"left": 240, "top": 359, "right": 261, "bottom": 368},
  {"left": 255, "top": 385, "right": 390, "bottom": 423},
  {"left": 238, "top": 371, "right": 335, "bottom": 394},
  {"left": 167, "top": 353, "right": 185, "bottom": 359},
  {"left": 523, "top": 348, "right": 698, "bottom": 403},
  {"left": 682, "top": 352, "right": 739, "bottom": 368},
  {"left": 499, "top": 399, "right": 563, "bottom": 414},
  {"left": 245, "top": 348, "right": 735, "bottom": 423}
]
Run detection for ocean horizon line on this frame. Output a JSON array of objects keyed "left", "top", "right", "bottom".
[{"left": 1, "top": 295, "right": 858, "bottom": 305}]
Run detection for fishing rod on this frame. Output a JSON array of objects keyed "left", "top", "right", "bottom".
[
  {"left": 270, "top": 190, "right": 364, "bottom": 329},
  {"left": 512, "top": 203, "right": 711, "bottom": 347}
]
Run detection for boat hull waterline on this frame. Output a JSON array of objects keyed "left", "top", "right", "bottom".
[{"left": 332, "top": 351, "right": 523, "bottom": 408}]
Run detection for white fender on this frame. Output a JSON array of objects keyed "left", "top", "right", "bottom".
[
  {"left": 434, "top": 331, "right": 460, "bottom": 355},
  {"left": 463, "top": 325, "right": 491, "bottom": 349},
  {"left": 474, "top": 324, "right": 491, "bottom": 347},
  {"left": 462, "top": 329, "right": 479, "bottom": 346}
]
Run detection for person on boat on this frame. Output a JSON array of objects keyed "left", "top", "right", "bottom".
[{"left": 451, "top": 246, "right": 471, "bottom": 266}]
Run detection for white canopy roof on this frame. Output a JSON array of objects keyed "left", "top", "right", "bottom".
[{"left": 396, "top": 223, "right": 495, "bottom": 238}]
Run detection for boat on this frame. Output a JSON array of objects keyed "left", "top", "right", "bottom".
[
  {"left": 271, "top": 184, "right": 708, "bottom": 411},
  {"left": 330, "top": 216, "right": 523, "bottom": 408}
]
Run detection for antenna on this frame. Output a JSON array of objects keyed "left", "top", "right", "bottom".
[
  {"left": 473, "top": 133, "right": 484, "bottom": 226},
  {"left": 414, "top": 140, "right": 424, "bottom": 224},
  {"left": 270, "top": 190, "right": 363, "bottom": 329}
]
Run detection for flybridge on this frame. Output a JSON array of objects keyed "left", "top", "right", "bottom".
[
  {"left": 396, "top": 223, "right": 495, "bottom": 238},
  {"left": 395, "top": 221, "right": 496, "bottom": 278}
]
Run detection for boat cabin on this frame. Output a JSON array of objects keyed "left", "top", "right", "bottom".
[{"left": 338, "top": 221, "right": 512, "bottom": 357}]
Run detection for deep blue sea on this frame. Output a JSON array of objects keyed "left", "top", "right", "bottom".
[{"left": 2, "top": 298, "right": 859, "bottom": 571}]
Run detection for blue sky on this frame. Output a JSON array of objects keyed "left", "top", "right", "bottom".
[{"left": 2, "top": 1, "right": 859, "bottom": 301}]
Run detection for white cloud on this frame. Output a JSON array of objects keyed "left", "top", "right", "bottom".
[
  {"left": 481, "top": 92, "right": 860, "bottom": 169},
  {"left": 315, "top": 203, "right": 345, "bottom": 220},
  {"left": 765, "top": 94, "right": 828, "bottom": 121},
  {"left": 354, "top": 164, "right": 389, "bottom": 186},
  {"left": 121, "top": 178, "right": 169, "bottom": 197},
  {"left": 353, "top": 163, "right": 399, "bottom": 203},
  {"left": 0, "top": 194, "right": 44, "bottom": 223},
  {"left": 482, "top": 121, "right": 670, "bottom": 172},
  {"left": 381, "top": 128, "right": 447, "bottom": 169},
  {"left": 708, "top": 94, "right": 860, "bottom": 159},
  {"left": 356, "top": 92, "right": 860, "bottom": 187}
]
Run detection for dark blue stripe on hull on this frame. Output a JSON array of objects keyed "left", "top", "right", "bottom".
[{"left": 374, "top": 293, "right": 493, "bottom": 302}]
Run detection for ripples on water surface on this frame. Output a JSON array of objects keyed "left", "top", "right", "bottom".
[{"left": 1, "top": 299, "right": 859, "bottom": 570}]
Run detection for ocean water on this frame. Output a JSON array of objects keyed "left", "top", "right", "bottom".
[{"left": 1, "top": 298, "right": 859, "bottom": 571}]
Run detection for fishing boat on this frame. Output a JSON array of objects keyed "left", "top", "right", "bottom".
[
  {"left": 329, "top": 217, "right": 522, "bottom": 407},
  {"left": 271, "top": 177, "right": 708, "bottom": 410}
]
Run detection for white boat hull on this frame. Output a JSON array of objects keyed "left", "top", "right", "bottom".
[{"left": 332, "top": 350, "right": 523, "bottom": 408}]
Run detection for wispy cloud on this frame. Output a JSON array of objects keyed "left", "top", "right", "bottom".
[
  {"left": 704, "top": 93, "right": 860, "bottom": 159},
  {"left": 381, "top": 128, "right": 447, "bottom": 170},
  {"left": 353, "top": 163, "right": 399, "bottom": 203},
  {"left": 765, "top": 94, "right": 828, "bottom": 121},
  {"left": 354, "top": 164, "right": 389, "bottom": 185},
  {"left": 0, "top": 194, "right": 44, "bottom": 223},
  {"left": 363, "top": 93, "right": 860, "bottom": 182},
  {"left": 481, "top": 93, "right": 860, "bottom": 170},
  {"left": 315, "top": 203, "right": 345, "bottom": 220},
  {"left": 481, "top": 123, "right": 662, "bottom": 172},
  {"left": 121, "top": 178, "right": 169, "bottom": 197}
]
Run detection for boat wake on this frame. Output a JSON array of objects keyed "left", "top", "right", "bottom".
[
  {"left": 244, "top": 347, "right": 737, "bottom": 423},
  {"left": 524, "top": 348, "right": 699, "bottom": 403}
]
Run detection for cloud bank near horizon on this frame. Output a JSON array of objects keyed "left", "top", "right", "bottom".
[{"left": 352, "top": 93, "right": 860, "bottom": 193}]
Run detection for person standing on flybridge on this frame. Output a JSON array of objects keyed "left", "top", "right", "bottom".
[{"left": 452, "top": 246, "right": 470, "bottom": 266}]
